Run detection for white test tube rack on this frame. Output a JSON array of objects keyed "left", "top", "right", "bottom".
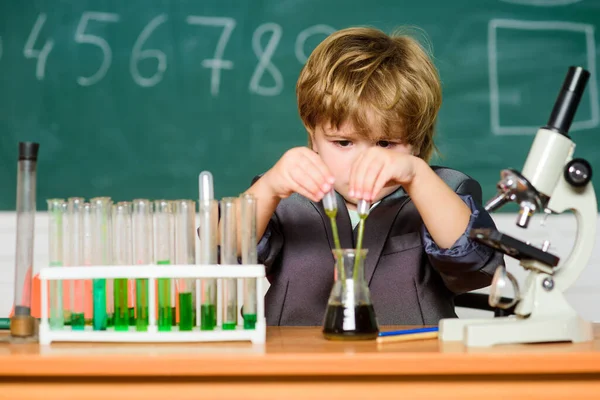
[{"left": 38, "top": 264, "right": 266, "bottom": 345}]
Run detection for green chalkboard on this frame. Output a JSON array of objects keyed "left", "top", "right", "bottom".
[{"left": 1, "top": 0, "right": 599, "bottom": 210}]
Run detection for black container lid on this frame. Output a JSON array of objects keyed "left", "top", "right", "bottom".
[{"left": 18, "top": 142, "right": 40, "bottom": 161}]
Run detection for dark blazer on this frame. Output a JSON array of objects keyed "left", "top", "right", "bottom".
[{"left": 256, "top": 166, "right": 505, "bottom": 326}]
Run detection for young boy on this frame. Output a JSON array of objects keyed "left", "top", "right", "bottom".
[{"left": 244, "top": 27, "right": 504, "bottom": 326}]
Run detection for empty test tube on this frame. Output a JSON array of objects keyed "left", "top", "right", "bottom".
[
  {"left": 91, "top": 197, "right": 113, "bottom": 331},
  {"left": 154, "top": 200, "right": 172, "bottom": 331},
  {"left": 67, "top": 197, "right": 86, "bottom": 330},
  {"left": 173, "top": 200, "right": 196, "bottom": 331},
  {"left": 132, "top": 199, "right": 152, "bottom": 331},
  {"left": 113, "top": 202, "right": 132, "bottom": 331},
  {"left": 199, "top": 171, "right": 217, "bottom": 330},
  {"left": 220, "top": 197, "right": 238, "bottom": 330},
  {"left": 47, "top": 199, "right": 65, "bottom": 330},
  {"left": 240, "top": 194, "right": 257, "bottom": 330},
  {"left": 11, "top": 142, "right": 39, "bottom": 338}
]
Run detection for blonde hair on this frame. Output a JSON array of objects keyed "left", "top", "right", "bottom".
[{"left": 296, "top": 27, "right": 442, "bottom": 161}]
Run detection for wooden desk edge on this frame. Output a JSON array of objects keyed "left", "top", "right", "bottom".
[{"left": 2, "top": 351, "right": 600, "bottom": 377}]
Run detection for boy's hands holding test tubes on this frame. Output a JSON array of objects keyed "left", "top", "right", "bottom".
[{"left": 258, "top": 146, "right": 421, "bottom": 205}]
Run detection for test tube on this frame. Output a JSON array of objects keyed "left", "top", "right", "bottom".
[
  {"left": 47, "top": 199, "right": 65, "bottom": 330},
  {"left": 240, "top": 194, "right": 257, "bottom": 330},
  {"left": 113, "top": 202, "right": 132, "bottom": 331},
  {"left": 82, "top": 202, "right": 93, "bottom": 325},
  {"left": 132, "top": 199, "right": 152, "bottom": 331},
  {"left": 173, "top": 200, "right": 196, "bottom": 331},
  {"left": 11, "top": 142, "right": 39, "bottom": 338},
  {"left": 199, "top": 172, "right": 217, "bottom": 330},
  {"left": 67, "top": 197, "right": 86, "bottom": 330},
  {"left": 154, "top": 200, "right": 172, "bottom": 331},
  {"left": 61, "top": 201, "right": 71, "bottom": 324},
  {"left": 220, "top": 197, "right": 238, "bottom": 330},
  {"left": 91, "top": 197, "right": 113, "bottom": 331}
]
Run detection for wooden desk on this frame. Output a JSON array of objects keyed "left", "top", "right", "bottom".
[{"left": 1, "top": 325, "right": 600, "bottom": 399}]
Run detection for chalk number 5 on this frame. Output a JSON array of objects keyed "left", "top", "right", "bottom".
[{"left": 74, "top": 12, "right": 120, "bottom": 86}]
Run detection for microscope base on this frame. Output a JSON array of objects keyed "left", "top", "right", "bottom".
[{"left": 439, "top": 314, "right": 593, "bottom": 347}]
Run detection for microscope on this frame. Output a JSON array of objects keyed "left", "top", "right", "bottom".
[{"left": 439, "top": 66, "right": 597, "bottom": 347}]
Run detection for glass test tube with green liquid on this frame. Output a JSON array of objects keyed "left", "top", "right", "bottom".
[
  {"left": 173, "top": 200, "right": 196, "bottom": 331},
  {"left": 47, "top": 199, "right": 65, "bottom": 330},
  {"left": 132, "top": 199, "right": 152, "bottom": 331},
  {"left": 91, "top": 197, "right": 113, "bottom": 331},
  {"left": 240, "top": 194, "right": 257, "bottom": 330},
  {"left": 61, "top": 202, "right": 71, "bottom": 325},
  {"left": 220, "top": 197, "right": 238, "bottom": 330},
  {"left": 154, "top": 200, "right": 172, "bottom": 331},
  {"left": 199, "top": 172, "right": 217, "bottom": 330},
  {"left": 82, "top": 202, "right": 93, "bottom": 326},
  {"left": 113, "top": 202, "right": 132, "bottom": 331},
  {"left": 68, "top": 197, "right": 86, "bottom": 330},
  {"left": 128, "top": 277, "right": 136, "bottom": 325}
]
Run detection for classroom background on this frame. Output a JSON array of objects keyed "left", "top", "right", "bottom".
[{"left": 1, "top": 0, "right": 599, "bottom": 321}]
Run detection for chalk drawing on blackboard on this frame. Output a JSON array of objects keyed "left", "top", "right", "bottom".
[
  {"left": 249, "top": 22, "right": 284, "bottom": 96},
  {"left": 488, "top": 19, "right": 599, "bottom": 135},
  {"left": 295, "top": 24, "right": 336, "bottom": 63},
  {"left": 499, "top": 0, "right": 583, "bottom": 6}
]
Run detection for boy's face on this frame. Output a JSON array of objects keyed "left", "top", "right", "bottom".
[{"left": 311, "top": 118, "right": 413, "bottom": 209}]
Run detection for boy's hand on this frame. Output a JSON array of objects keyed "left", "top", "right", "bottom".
[
  {"left": 349, "top": 148, "right": 421, "bottom": 201},
  {"left": 262, "top": 147, "right": 334, "bottom": 202}
]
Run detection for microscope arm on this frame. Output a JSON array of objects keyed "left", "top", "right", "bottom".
[{"left": 545, "top": 175, "right": 597, "bottom": 292}]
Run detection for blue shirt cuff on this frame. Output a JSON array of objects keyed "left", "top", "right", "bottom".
[{"left": 421, "top": 194, "right": 494, "bottom": 260}]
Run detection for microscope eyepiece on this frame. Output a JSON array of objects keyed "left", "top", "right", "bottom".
[{"left": 544, "top": 66, "right": 590, "bottom": 137}]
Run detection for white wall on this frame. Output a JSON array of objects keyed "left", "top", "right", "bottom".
[{"left": 0, "top": 212, "right": 598, "bottom": 322}]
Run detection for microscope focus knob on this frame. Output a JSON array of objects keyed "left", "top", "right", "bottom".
[{"left": 564, "top": 158, "right": 592, "bottom": 187}]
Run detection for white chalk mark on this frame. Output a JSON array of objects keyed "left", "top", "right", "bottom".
[
  {"left": 295, "top": 24, "right": 335, "bottom": 64},
  {"left": 488, "top": 19, "right": 598, "bottom": 135}
]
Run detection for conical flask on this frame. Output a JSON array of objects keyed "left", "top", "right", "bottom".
[{"left": 323, "top": 249, "right": 379, "bottom": 340}]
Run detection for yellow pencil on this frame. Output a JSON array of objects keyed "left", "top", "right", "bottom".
[{"left": 376, "top": 331, "right": 438, "bottom": 344}]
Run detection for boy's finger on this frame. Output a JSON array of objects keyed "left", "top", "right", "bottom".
[
  {"left": 353, "top": 150, "right": 379, "bottom": 199},
  {"left": 289, "top": 167, "right": 324, "bottom": 200},
  {"left": 349, "top": 153, "right": 364, "bottom": 197},
  {"left": 304, "top": 151, "right": 335, "bottom": 184},
  {"left": 362, "top": 158, "right": 384, "bottom": 201},
  {"left": 371, "top": 169, "right": 391, "bottom": 202},
  {"left": 288, "top": 172, "right": 321, "bottom": 202},
  {"left": 302, "top": 154, "right": 333, "bottom": 192}
]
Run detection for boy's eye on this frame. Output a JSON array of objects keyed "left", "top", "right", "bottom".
[
  {"left": 377, "top": 140, "right": 395, "bottom": 148},
  {"left": 335, "top": 140, "right": 352, "bottom": 147}
]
